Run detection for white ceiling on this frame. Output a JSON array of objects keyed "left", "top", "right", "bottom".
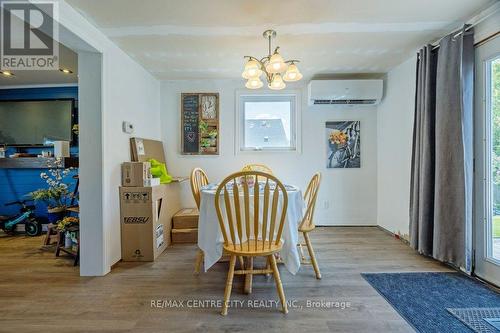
[{"left": 65, "top": 0, "right": 493, "bottom": 80}]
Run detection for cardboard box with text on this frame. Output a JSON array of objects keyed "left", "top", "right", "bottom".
[
  {"left": 120, "top": 185, "right": 170, "bottom": 261},
  {"left": 121, "top": 162, "right": 151, "bottom": 187}
]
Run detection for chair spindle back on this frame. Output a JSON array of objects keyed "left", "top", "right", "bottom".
[
  {"left": 299, "top": 173, "right": 321, "bottom": 230},
  {"left": 190, "top": 168, "right": 209, "bottom": 209},
  {"left": 215, "top": 171, "right": 288, "bottom": 252}
]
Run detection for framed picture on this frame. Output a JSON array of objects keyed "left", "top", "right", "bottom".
[
  {"left": 201, "top": 95, "right": 217, "bottom": 120},
  {"left": 326, "top": 121, "right": 360, "bottom": 168},
  {"left": 181, "top": 93, "right": 219, "bottom": 155}
]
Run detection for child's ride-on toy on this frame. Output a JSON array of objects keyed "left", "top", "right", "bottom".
[{"left": 0, "top": 200, "right": 41, "bottom": 236}]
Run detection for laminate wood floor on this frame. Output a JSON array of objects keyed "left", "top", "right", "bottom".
[{"left": 0, "top": 227, "right": 452, "bottom": 333}]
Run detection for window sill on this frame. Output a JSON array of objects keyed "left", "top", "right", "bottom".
[{"left": 237, "top": 148, "right": 300, "bottom": 155}]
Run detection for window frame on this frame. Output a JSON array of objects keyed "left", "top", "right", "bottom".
[
  {"left": 485, "top": 54, "right": 500, "bottom": 264},
  {"left": 235, "top": 90, "right": 301, "bottom": 154}
]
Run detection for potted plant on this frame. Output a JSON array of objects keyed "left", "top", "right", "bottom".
[
  {"left": 31, "top": 186, "right": 70, "bottom": 223},
  {"left": 199, "top": 121, "right": 218, "bottom": 153},
  {"left": 208, "top": 129, "right": 218, "bottom": 139},
  {"left": 199, "top": 120, "right": 209, "bottom": 136},
  {"left": 57, "top": 216, "right": 79, "bottom": 248},
  {"left": 200, "top": 138, "right": 212, "bottom": 148},
  {"left": 57, "top": 216, "right": 79, "bottom": 231},
  {"left": 30, "top": 158, "right": 73, "bottom": 223}
]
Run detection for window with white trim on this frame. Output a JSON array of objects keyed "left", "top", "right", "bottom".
[{"left": 237, "top": 94, "right": 299, "bottom": 152}]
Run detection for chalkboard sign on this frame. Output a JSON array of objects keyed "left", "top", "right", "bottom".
[
  {"left": 181, "top": 93, "right": 219, "bottom": 155},
  {"left": 181, "top": 94, "right": 199, "bottom": 154}
]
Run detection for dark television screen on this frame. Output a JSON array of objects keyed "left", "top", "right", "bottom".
[{"left": 0, "top": 100, "right": 73, "bottom": 145}]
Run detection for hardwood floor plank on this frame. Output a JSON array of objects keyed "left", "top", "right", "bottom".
[{"left": 0, "top": 227, "right": 452, "bottom": 332}]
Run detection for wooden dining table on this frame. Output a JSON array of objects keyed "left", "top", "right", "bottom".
[{"left": 197, "top": 182, "right": 305, "bottom": 293}]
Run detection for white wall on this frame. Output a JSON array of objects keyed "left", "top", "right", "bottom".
[
  {"left": 78, "top": 51, "right": 104, "bottom": 276},
  {"left": 54, "top": 1, "right": 161, "bottom": 275},
  {"left": 160, "top": 80, "right": 378, "bottom": 226},
  {"left": 376, "top": 58, "right": 416, "bottom": 239},
  {"left": 100, "top": 48, "right": 161, "bottom": 271}
]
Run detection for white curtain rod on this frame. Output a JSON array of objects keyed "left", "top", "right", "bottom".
[{"left": 431, "top": 5, "right": 499, "bottom": 50}]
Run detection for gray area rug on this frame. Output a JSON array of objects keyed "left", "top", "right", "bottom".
[{"left": 447, "top": 308, "right": 500, "bottom": 333}]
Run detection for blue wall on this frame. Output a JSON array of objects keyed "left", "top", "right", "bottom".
[{"left": 0, "top": 86, "right": 78, "bottom": 219}]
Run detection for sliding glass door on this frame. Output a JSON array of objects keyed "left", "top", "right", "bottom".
[{"left": 474, "top": 35, "right": 500, "bottom": 286}]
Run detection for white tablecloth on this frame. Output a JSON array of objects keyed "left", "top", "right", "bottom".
[{"left": 198, "top": 184, "right": 304, "bottom": 274}]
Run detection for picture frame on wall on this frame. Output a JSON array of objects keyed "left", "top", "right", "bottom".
[
  {"left": 200, "top": 95, "right": 218, "bottom": 120},
  {"left": 325, "top": 121, "right": 361, "bottom": 168},
  {"left": 181, "top": 93, "right": 219, "bottom": 155}
]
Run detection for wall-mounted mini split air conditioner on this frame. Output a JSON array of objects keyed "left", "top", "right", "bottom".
[{"left": 307, "top": 79, "right": 383, "bottom": 106}]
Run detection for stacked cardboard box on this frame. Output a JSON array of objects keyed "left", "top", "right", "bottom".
[
  {"left": 120, "top": 137, "right": 188, "bottom": 260},
  {"left": 122, "top": 162, "right": 158, "bottom": 187},
  {"left": 171, "top": 208, "right": 199, "bottom": 244},
  {"left": 120, "top": 163, "right": 182, "bottom": 261}
]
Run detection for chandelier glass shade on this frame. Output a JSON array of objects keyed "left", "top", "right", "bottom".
[
  {"left": 242, "top": 59, "right": 262, "bottom": 79},
  {"left": 282, "top": 63, "right": 303, "bottom": 82},
  {"left": 269, "top": 73, "right": 286, "bottom": 90},
  {"left": 242, "top": 30, "right": 302, "bottom": 90},
  {"left": 265, "top": 53, "right": 288, "bottom": 74},
  {"left": 245, "top": 77, "right": 264, "bottom": 89}
]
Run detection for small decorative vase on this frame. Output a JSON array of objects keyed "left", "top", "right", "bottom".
[
  {"left": 71, "top": 239, "right": 79, "bottom": 252},
  {"left": 64, "top": 232, "right": 72, "bottom": 248},
  {"left": 70, "top": 231, "right": 78, "bottom": 251}
]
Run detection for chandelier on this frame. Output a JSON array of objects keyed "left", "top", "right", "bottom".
[{"left": 242, "top": 30, "right": 303, "bottom": 90}]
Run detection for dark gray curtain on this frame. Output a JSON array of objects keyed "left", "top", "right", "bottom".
[
  {"left": 410, "top": 27, "right": 474, "bottom": 272},
  {"left": 410, "top": 45, "right": 437, "bottom": 257}
]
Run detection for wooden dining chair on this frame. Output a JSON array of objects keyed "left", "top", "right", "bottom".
[
  {"left": 190, "top": 168, "right": 209, "bottom": 274},
  {"left": 242, "top": 163, "right": 273, "bottom": 175},
  {"left": 191, "top": 168, "right": 245, "bottom": 274},
  {"left": 215, "top": 171, "right": 289, "bottom": 315},
  {"left": 298, "top": 172, "right": 322, "bottom": 279},
  {"left": 190, "top": 167, "right": 209, "bottom": 209}
]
